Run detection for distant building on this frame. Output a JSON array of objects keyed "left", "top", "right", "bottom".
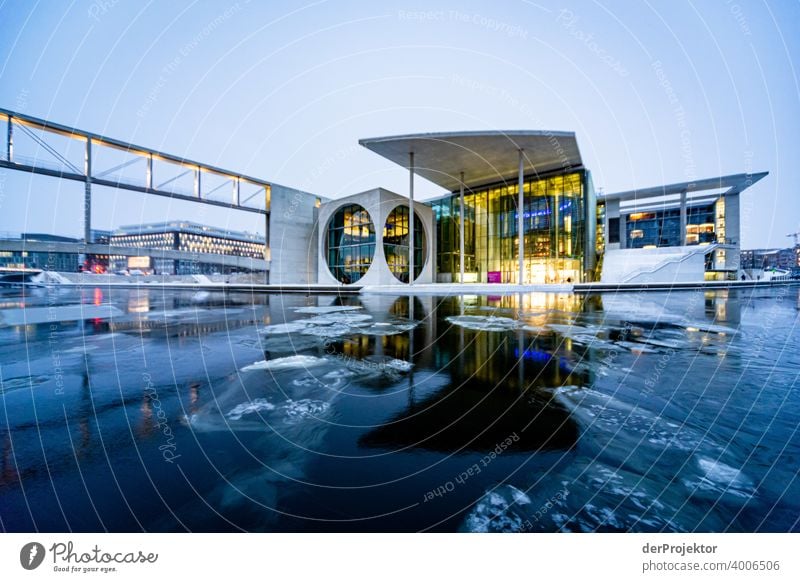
[
  {"left": 741, "top": 247, "right": 799, "bottom": 270},
  {"left": 0, "top": 233, "right": 80, "bottom": 271},
  {"left": 108, "top": 221, "right": 269, "bottom": 275}
]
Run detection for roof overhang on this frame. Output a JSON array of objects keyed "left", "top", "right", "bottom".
[
  {"left": 602, "top": 172, "right": 768, "bottom": 202},
  {"left": 359, "top": 130, "right": 582, "bottom": 193}
]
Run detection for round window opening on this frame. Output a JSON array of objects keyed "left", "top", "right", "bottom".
[
  {"left": 383, "top": 206, "right": 426, "bottom": 283},
  {"left": 325, "top": 204, "right": 375, "bottom": 284}
]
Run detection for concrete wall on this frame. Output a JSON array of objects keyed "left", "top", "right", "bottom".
[
  {"left": 724, "top": 193, "right": 741, "bottom": 272},
  {"left": 269, "top": 183, "right": 321, "bottom": 284},
  {"left": 601, "top": 246, "right": 708, "bottom": 283},
  {"left": 317, "top": 188, "right": 435, "bottom": 286}
]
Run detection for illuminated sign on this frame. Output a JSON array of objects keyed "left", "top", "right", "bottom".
[{"left": 127, "top": 256, "right": 151, "bottom": 269}]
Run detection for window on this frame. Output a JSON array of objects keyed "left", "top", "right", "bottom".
[
  {"left": 383, "top": 206, "right": 426, "bottom": 283},
  {"left": 325, "top": 204, "right": 375, "bottom": 284},
  {"left": 608, "top": 218, "right": 620, "bottom": 244}
]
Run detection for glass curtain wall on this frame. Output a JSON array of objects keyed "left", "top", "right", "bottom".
[
  {"left": 383, "top": 206, "right": 426, "bottom": 283},
  {"left": 432, "top": 171, "right": 585, "bottom": 284},
  {"left": 325, "top": 204, "right": 375, "bottom": 284},
  {"left": 625, "top": 202, "right": 717, "bottom": 248}
]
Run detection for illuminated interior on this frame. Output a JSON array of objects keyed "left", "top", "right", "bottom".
[
  {"left": 325, "top": 203, "right": 375, "bottom": 284},
  {"left": 383, "top": 206, "right": 426, "bottom": 283},
  {"left": 432, "top": 171, "right": 586, "bottom": 284}
]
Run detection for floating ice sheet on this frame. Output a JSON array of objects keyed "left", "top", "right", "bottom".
[
  {"left": 614, "top": 341, "right": 659, "bottom": 353},
  {"left": 685, "top": 456, "right": 755, "bottom": 499},
  {"left": 304, "top": 313, "right": 373, "bottom": 325},
  {"left": 300, "top": 323, "right": 360, "bottom": 338},
  {"left": 241, "top": 355, "right": 328, "bottom": 372},
  {"left": 462, "top": 485, "right": 531, "bottom": 533},
  {"left": 291, "top": 369, "right": 354, "bottom": 390},
  {"left": 294, "top": 306, "right": 363, "bottom": 314},
  {"left": 262, "top": 321, "right": 310, "bottom": 335},
  {"left": 283, "top": 398, "right": 330, "bottom": 424},
  {"left": 551, "top": 385, "right": 711, "bottom": 454},
  {"left": 446, "top": 315, "right": 522, "bottom": 332},
  {"left": 227, "top": 398, "right": 275, "bottom": 420}
]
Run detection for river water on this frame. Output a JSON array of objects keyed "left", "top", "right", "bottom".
[{"left": 1, "top": 285, "right": 798, "bottom": 532}]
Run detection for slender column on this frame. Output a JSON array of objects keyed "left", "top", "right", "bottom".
[
  {"left": 679, "top": 190, "right": 687, "bottom": 246},
  {"left": 409, "top": 151, "right": 415, "bottom": 285},
  {"left": 194, "top": 166, "right": 201, "bottom": 198},
  {"left": 518, "top": 149, "right": 524, "bottom": 285},
  {"left": 6, "top": 116, "right": 12, "bottom": 162},
  {"left": 84, "top": 137, "right": 92, "bottom": 243},
  {"left": 233, "top": 177, "right": 240, "bottom": 205},
  {"left": 459, "top": 171, "right": 465, "bottom": 283},
  {"left": 408, "top": 296, "right": 415, "bottom": 404},
  {"left": 146, "top": 154, "right": 153, "bottom": 189}
]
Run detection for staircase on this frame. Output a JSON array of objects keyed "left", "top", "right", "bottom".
[{"left": 622, "top": 244, "right": 717, "bottom": 283}]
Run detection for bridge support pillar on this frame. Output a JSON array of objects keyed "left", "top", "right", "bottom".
[{"left": 84, "top": 137, "right": 92, "bottom": 243}]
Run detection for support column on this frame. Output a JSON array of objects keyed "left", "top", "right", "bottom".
[
  {"left": 459, "top": 171, "right": 465, "bottom": 283},
  {"left": 553, "top": 192, "right": 560, "bottom": 263},
  {"left": 409, "top": 151, "right": 415, "bottom": 286},
  {"left": 84, "top": 137, "right": 92, "bottom": 243},
  {"left": 146, "top": 154, "right": 153, "bottom": 189},
  {"left": 679, "top": 190, "right": 687, "bottom": 246},
  {"left": 518, "top": 149, "right": 524, "bottom": 285},
  {"left": 194, "top": 166, "right": 201, "bottom": 198},
  {"left": 6, "top": 116, "right": 12, "bottom": 162},
  {"left": 233, "top": 177, "right": 240, "bottom": 205}
]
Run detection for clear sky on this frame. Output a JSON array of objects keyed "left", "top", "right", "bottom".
[{"left": 0, "top": 0, "right": 798, "bottom": 248}]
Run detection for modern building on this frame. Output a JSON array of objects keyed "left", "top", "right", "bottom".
[
  {"left": 0, "top": 107, "right": 772, "bottom": 286},
  {"left": 108, "top": 221, "right": 268, "bottom": 275},
  {"left": 599, "top": 173, "right": 767, "bottom": 282},
  {"left": 0, "top": 233, "right": 80, "bottom": 271},
  {"left": 741, "top": 247, "right": 799, "bottom": 270},
  {"left": 313, "top": 130, "right": 767, "bottom": 285},
  {"left": 323, "top": 131, "right": 597, "bottom": 285},
  {"left": 317, "top": 188, "right": 435, "bottom": 285}
]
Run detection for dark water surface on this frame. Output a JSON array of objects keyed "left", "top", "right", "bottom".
[{"left": 1, "top": 286, "right": 799, "bottom": 532}]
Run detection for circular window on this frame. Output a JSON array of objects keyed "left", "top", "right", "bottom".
[
  {"left": 383, "top": 206, "right": 426, "bottom": 283},
  {"left": 325, "top": 204, "right": 375, "bottom": 284}
]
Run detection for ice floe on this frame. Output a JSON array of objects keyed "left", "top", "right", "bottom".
[
  {"left": 282, "top": 398, "right": 330, "bottom": 424},
  {"left": 227, "top": 398, "right": 275, "bottom": 420},
  {"left": 294, "top": 305, "right": 363, "bottom": 314},
  {"left": 261, "top": 321, "right": 310, "bottom": 335},
  {"left": 291, "top": 369, "right": 355, "bottom": 390},
  {"left": 446, "top": 315, "right": 522, "bottom": 332},
  {"left": 241, "top": 355, "right": 328, "bottom": 372},
  {"left": 304, "top": 312, "right": 373, "bottom": 325},
  {"left": 684, "top": 456, "right": 755, "bottom": 499},
  {"left": 614, "top": 341, "right": 659, "bottom": 353},
  {"left": 463, "top": 485, "right": 531, "bottom": 533},
  {"left": 551, "top": 386, "right": 711, "bottom": 454}
]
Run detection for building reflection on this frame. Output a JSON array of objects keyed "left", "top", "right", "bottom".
[{"left": 359, "top": 294, "right": 589, "bottom": 453}]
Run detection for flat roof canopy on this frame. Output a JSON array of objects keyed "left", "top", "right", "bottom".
[
  {"left": 359, "top": 130, "right": 582, "bottom": 193},
  {"left": 602, "top": 172, "right": 768, "bottom": 202}
]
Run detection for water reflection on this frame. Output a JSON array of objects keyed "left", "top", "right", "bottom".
[{"left": 0, "top": 286, "right": 798, "bottom": 532}]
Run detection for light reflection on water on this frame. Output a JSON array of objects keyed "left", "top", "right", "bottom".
[{"left": 0, "top": 286, "right": 799, "bottom": 532}]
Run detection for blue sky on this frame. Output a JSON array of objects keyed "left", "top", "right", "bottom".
[{"left": 0, "top": 0, "right": 798, "bottom": 247}]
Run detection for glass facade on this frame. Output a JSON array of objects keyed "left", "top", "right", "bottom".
[
  {"left": 432, "top": 171, "right": 586, "bottom": 284},
  {"left": 325, "top": 204, "right": 375, "bottom": 284},
  {"left": 383, "top": 206, "right": 426, "bottom": 283},
  {"left": 626, "top": 202, "right": 719, "bottom": 248}
]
